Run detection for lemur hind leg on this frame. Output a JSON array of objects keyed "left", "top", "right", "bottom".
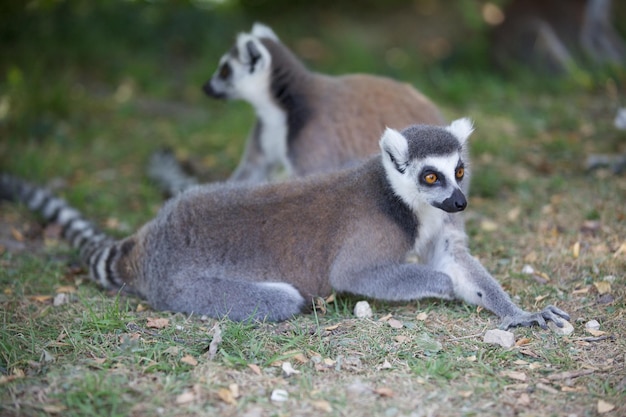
[{"left": 148, "top": 273, "right": 306, "bottom": 322}]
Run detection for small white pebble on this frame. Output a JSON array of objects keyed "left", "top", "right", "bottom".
[
  {"left": 548, "top": 320, "right": 574, "bottom": 335},
  {"left": 484, "top": 329, "right": 516, "bottom": 348},
  {"left": 614, "top": 107, "right": 626, "bottom": 130},
  {"left": 53, "top": 293, "right": 69, "bottom": 307},
  {"left": 281, "top": 362, "right": 300, "bottom": 377},
  {"left": 354, "top": 300, "right": 373, "bottom": 318},
  {"left": 585, "top": 320, "right": 600, "bottom": 330},
  {"left": 602, "top": 275, "right": 616, "bottom": 283},
  {"left": 270, "top": 389, "right": 289, "bottom": 402},
  {"left": 521, "top": 264, "right": 535, "bottom": 274}
]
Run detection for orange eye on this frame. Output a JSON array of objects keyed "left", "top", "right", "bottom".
[
  {"left": 456, "top": 167, "right": 465, "bottom": 179},
  {"left": 424, "top": 173, "right": 438, "bottom": 184}
]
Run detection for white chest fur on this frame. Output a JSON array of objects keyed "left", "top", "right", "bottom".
[
  {"left": 236, "top": 64, "right": 293, "bottom": 177},
  {"left": 413, "top": 204, "right": 445, "bottom": 258},
  {"left": 254, "top": 98, "right": 292, "bottom": 175}
]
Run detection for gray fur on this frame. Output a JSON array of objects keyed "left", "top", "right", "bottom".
[{"left": 1, "top": 120, "right": 570, "bottom": 328}]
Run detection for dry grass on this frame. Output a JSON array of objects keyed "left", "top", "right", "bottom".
[{"left": 1, "top": 3, "right": 625, "bottom": 416}]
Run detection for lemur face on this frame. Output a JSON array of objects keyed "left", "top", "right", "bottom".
[
  {"left": 203, "top": 31, "right": 272, "bottom": 101},
  {"left": 411, "top": 153, "right": 467, "bottom": 213},
  {"left": 380, "top": 119, "right": 473, "bottom": 214}
]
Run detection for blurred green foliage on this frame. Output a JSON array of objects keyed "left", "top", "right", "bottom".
[{"left": 0, "top": 0, "right": 624, "bottom": 199}]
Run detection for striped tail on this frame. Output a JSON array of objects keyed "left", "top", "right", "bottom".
[{"left": 0, "top": 173, "right": 128, "bottom": 291}]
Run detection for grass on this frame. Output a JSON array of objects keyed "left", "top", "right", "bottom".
[{"left": 1, "top": 2, "right": 626, "bottom": 416}]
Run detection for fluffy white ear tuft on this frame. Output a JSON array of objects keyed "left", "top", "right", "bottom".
[
  {"left": 446, "top": 118, "right": 474, "bottom": 145},
  {"left": 251, "top": 22, "right": 279, "bottom": 41},
  {"left": 380, "top": 127, "right": 409, "bottom": 172}
]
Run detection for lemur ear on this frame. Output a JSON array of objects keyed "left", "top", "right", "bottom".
[
  {"left": 446, "top": 118, "right": 474, "bottom": 146},
  {"left": 245, "top": 40, "right": 263, "bottom": 72},
  {"left": 251, "top": 22, "right": 280, "bottom": 42},
  {"left": 380, "top": 128, "right": 409, "bottom": 174}
]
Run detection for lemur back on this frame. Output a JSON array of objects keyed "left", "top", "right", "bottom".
[
  {"left": 2, "top": 119, "right": 570, "bottom": 329},
  {"left": 149, "top": 23, "right": 445, "bottom": 193}
]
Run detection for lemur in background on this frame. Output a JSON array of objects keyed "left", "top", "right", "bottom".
[
  {"left": 149, "top": 23, "right": 444, "bottom": 194},
  {"left": 2, "top": 119, "right": 570, "bottom": 330}
]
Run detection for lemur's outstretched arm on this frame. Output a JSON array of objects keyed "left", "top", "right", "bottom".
[{"left": 430, "top": 222, "right": 570, "bottom": 329}]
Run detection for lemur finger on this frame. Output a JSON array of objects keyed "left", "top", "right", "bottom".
[{"left": 546, "top": 305, "right": 570, "bottom": 321}]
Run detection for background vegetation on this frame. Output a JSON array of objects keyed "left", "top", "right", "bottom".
[{"left": 1, "top": 0, "right": 625, "bottom": 416}]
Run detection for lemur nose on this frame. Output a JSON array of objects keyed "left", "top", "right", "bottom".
[{"left": 456, "top": 199, "right": 467, "bottom": 210}]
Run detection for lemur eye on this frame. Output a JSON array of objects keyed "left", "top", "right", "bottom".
[
  {"left": 456, "top": 167, "right": 465, "bottom": 179},
  {"left": 219, "top": 63, "right": 232, "bottom": 79},
  {"left": 424, "top": 173, "right": 438, "bottom": 184}
]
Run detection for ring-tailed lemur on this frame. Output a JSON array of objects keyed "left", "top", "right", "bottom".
[
  {"left": 149, "top": 23, "right": 445, "bottom": 194},
  {"left": 1, "top": 119, "right": 570, "bottom": 329}
]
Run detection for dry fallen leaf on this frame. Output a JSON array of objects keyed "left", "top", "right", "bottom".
[
  {"left": 480, "top": 219, "right": 498, "bottom": 232},
  {"left": 180, "top": 355, "right": 198, "bottom": 366},
  {"left": 614, "top": 241, "right": 626, "bottom": 257},
  {"left": 515, "top": 338, "right": 532, "bottom": 347},
  {"left": 136, "top": 303, "right": 147, "bottom": 312},
  {"left": 10, "top": 227, "right": 24, "bottom": 242},
  {"left": 176, "top": 391, "right": 196, "bottom": 404},
  {"left": 593, "top": 281, "right": 611, "bottom": 295},
  {"left": 323, "top": 358, "right": 336, "bottom": 366},
  {"left": 0, "top": 375, "right": 22, "bottom": 385},
  {"left": 586, "top": 328, "right": 606, "bottom": 337},
  {"left": 416, "top": 312, "right": 428, "bottom": 321},
  {"left": 324, "top": 324, "right": 340, "bottom": 331},
  {"left": 516, "top": 393, "right": 531, "bottom": 406},
  {"left": 248, "top": 364, "right": 262, "bottom": 375},
  {"left": 374, "top": 387, "right": 394, "bottom": 398},
  {"left": 311, "top": 400, "right": 333, "bottom": 413},
  {"left": 55, "top": 285, "right": 77, "bottom": 293},
  {"left": 29, "top": 295, "right": 52, "bottom": 303},
  {"left": 572, "top": 241, "right": 580, "bottom": 258},
  {"left": 378, "top": 313, "right": 393, "bottom": 322},
  {"left": 42, "top": 405, "right": 67, "bottom": 414},
  {"left": 572, "top": 287, "right": 590, "bottom": 295},
  {"left": 502, "top": 371, "right": 527, "bottom": 382},
  {"left": 597, "top": 400, "right": 615, "bottom": 414},
  {"left": 217, "top": 387, "right": 237, "bottom": 405},
  {"left": 325, "top": 293, "right": 336, "bottom": 304},
  {"left": 146, "top": 317, "right": 169, "bottom": 329},
  {"left": 458, "top": 390, "right": 473, "bottom": 399},
  {"left": 387, "top": 318, "right": 403, "bottom": 329},
  {"left": 507, "top": 206, "right": 521, "bottom": 222}
]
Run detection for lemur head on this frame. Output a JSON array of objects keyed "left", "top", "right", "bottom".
[
  {"left": 380, "top": 118, "right": 474, "bottom": 214},
  {"left": 203, "top": 23, "right": 278, "bottom": 101}
]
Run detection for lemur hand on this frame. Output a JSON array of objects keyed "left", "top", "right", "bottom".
[{"left": 499, "top": 305, "right": 570, "bottom": 330}]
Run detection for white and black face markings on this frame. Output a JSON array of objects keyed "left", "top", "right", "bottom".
[
  {"left": 379, "top": 120, "right": 474, "bottom": 215},
  {"left": 415, "top": 153, "right": 467, "bottom": 213},
  {"left": 418, "top": 156, "right": 465, "bottom": 188},
  {"left": 203, "top": 32, "right": 272, "bottom": 99}
]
